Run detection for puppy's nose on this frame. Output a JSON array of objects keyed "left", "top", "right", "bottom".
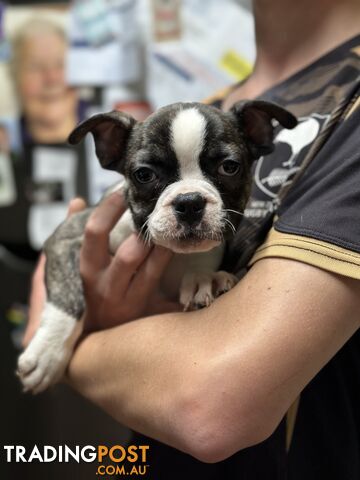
[{"left": 172, "top": 193, "right": 206, "bottom": 226}]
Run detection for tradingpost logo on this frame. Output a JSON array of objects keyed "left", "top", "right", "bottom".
[{"left": 3, "top": 444, "right": 150, "bottom": 476}]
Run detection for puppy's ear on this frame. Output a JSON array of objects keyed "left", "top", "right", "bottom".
[
  {"left": 230, "top": 100, "right": 297, "bottom": 159},
  {"left": 68, "top": 111, "right": 136, "bottom": 172}
]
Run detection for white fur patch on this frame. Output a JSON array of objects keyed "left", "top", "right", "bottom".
[
  {"left": 171, "top": 107, "right": 207, "bottom": 179},
  {"left": 17, "top": 302, "right": 82, "bottom": 393}
]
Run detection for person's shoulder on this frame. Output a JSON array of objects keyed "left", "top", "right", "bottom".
[
  {"left": 202, "top": 85, "right": 236, "bottom": 108},
  {"left": 251, "top": 100, "right": 360, "bottom": 280}
]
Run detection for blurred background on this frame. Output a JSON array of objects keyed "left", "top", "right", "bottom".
[{"left": 0, "top": 1, "right": 254, "bottom": 478}]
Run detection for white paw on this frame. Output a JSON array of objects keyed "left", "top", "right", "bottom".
[
  {"left": 180, "top": 270, "right": 238, "bottom": 311},
  {"left": 17, "top": 331, "right": 71, "bottom": 394},
  {"left": 17, "top": 302, "right": 81, "bottom": 394}
]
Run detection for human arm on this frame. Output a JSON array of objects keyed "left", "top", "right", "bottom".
[{"left": 67, "top": 198, "right": 360, "bottom": 462}]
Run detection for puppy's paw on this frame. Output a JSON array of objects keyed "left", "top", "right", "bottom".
[
  {"left": 17, "top": 302, "right": 80, "bottom": 394},
  {"left": 180, "top": 271, "right": 238, "bottom": 311},
  {"left": 213, "top": 271, "right": 238, "bottom": 297},
  {"left": 17, "top": 334, "right": 71, "bottom": 394}
]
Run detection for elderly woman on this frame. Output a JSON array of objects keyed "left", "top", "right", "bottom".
[{"left": 11, "top": 18, "right": 81, "bottom": 145}]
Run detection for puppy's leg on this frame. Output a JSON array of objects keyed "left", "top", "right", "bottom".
[
  {"left": 17, "top": 303, "right": 82, "bottom": 394},
  {"left": 18, "top": 238, "right": 84, "bottom": 394},
  {"left": 180, "top": 271, "right": 238, "bottom": 311}
]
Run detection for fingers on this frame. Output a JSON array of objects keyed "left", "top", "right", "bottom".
[
  {"left": 107, "top": 234, "right": 153, "bottom": 292},
  {"left": 146, "top": 293, "right": 181, "bottom": 315},
  {"left": 67, "top": 197, "right": 87, "bottom": 217},
  {"left": 127, "top": 245, "right": 173, "bottom": 302},
  {"left": 81, "top": 192, "right": 127, "bottom": 274}
]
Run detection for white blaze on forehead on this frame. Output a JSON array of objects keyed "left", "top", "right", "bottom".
[{"left": 171, "top": 107, "right": 207, "bottom": 179}]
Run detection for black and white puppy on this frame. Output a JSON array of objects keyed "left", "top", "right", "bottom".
[{"left": 17, "top": 100, "right": 297, "bottom": 393}]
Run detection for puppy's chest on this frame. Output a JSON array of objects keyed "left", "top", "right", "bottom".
[{"left": 109, "top": 209, "right": 224, "bottom": 299}]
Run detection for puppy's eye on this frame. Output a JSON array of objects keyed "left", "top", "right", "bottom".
[
  {"left": 218, "top": 160, "right": 241, "bottom": 176},
  {"left": 133, "top": 167, "right": 156, "bottom": 184}
]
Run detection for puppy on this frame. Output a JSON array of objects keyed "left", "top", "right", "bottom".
[{"left": 17, "top": 100, "right": 297, "bottom": 393}]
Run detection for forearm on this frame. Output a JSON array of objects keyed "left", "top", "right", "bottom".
[
  {"left": 68, "top": 310, "right": 211, "bottom": 456},
  {"left": 68, "top": 302, "right": 265, "bottom": 462},
  {"left": 67, "top": 258, "right": 360, "bottom": 462}
]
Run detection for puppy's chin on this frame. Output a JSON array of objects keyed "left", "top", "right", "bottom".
[
  {"left": 146, "top": 209, "right": 225, "bottom": 253},
  {"left": 151, "top": 235, "right": 222, "bottom": 254},
  {"left": 151, "top": 227, "right": 222, "bottom": 253}
]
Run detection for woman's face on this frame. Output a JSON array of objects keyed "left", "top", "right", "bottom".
[
  {"left": 18, "top": 32, "right": 67, "bottom": 102},
  {"left": 16, "top": 32, "right": 77, "bottom": 128}
]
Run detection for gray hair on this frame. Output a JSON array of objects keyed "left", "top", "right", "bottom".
[{"left": 11, "top": 17, "right": 67, "bottom": 78}]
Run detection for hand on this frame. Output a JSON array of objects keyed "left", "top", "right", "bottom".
[
  {"left": 80, "top": 191, "right": 179, "bottom": 332},
  {"left": 22, "top": 198, "right": 87, "bottom": 348}
]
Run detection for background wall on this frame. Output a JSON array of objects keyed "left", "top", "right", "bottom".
[
  {"left": 235, "top": 0, "right": 252, "bottom": 10},
  {"left": 0, "top": 0, "right": 255, "bottom": 116}
]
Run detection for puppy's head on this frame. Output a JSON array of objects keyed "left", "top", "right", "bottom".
[{"left": 69, "top": 101, "right": 297, "bottom": 253}]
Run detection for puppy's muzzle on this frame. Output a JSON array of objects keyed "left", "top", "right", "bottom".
[{"left": 172, "top": 192, "right": 206, "bottom": 227}]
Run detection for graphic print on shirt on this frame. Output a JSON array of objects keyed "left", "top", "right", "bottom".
[{"left": 245, "top": 113, "right": 330, "bottom": 219}]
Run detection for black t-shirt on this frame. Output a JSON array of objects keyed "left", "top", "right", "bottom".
[
  {"left": 247, "top": 34, "right": 360, "bottom": 480},
  {"left": 247, "top": 37, "right": 360, "bottom": 278},
  {"left": 135, "top": 35, "right": 360, "bottom": 479}
]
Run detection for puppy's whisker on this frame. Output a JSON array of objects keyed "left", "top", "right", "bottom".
[
  {"left": 223, "top": 218, "right": 236, "bottom": 233},
  {"left": 139, "top": 218, "right": 149, "bottom": 234},
  {"left": 224, "top": 208, "right": 244, "bottom": 217},
  {"left": 144, "top": 229, "right": 152, "bottom": 246},
  {"left": 138, "top": 219, "right": 153, "bottom": 246}
]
